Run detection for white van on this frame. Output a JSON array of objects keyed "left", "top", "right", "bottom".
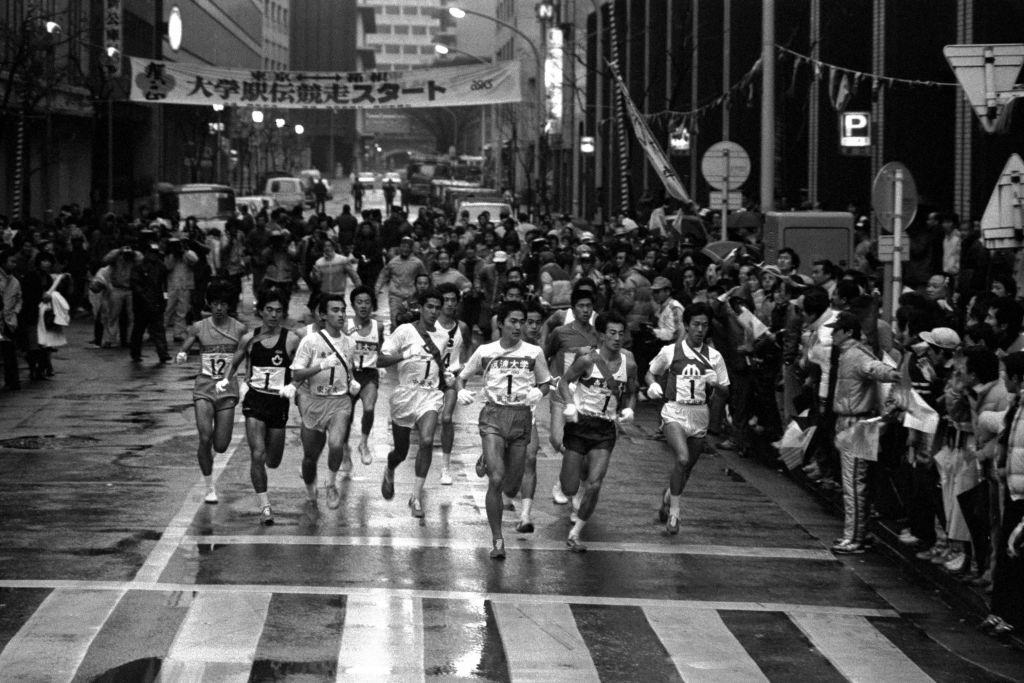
[{"left": 264, "top": 177, "right": 306, "bottom": 211}]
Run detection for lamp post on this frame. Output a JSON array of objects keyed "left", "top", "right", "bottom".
[
  {"left": 449, "top": 6, "right": 544, "bottom": 218},
  {"left": 211, "top": 103, "right": 224, "bottom": 184}
]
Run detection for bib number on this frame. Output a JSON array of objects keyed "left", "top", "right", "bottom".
[
  {"left": 252, "top": 366, "right": 285, "bottom": 391},
  {"left": 202, "top": 353, "right": 232, "bottom": 378}
]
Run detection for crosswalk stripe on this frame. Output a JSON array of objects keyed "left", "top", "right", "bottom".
[
  {"left": 250, "top": 593, "right": 348, "bottom": 679},
  {"left": 790, "top": 613, "right": 933, "bottom": 682},
  {"left": 0, "top": 588, "right": 125, "bottom": 682},
  {"left": 644, "top": 606, "right": 768, "bottom": 681},
  {"left": 421, "top": 597, "right": 509, "bottom": 679},
  {"left": 177, "top": 534, "right": 834, "bottom": 560},
  {"left": 492, "top": 602, "right": 600, "bottom": 681},
  {"left": 158, "top": 591, "right": 272, "bottom": 682},
  {"left": 335, "top": 594, "right": 425, "bottom": 681}
]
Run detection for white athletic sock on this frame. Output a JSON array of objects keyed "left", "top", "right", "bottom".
[
  {"left": 572, "top": 489, "right": 583, "bottom": 511},
  {"left": 442, "top": 452, "right": 452, "bottom": 468},
  {"left": 327, "top": 469, "right": 337, "bottom": 487},
  {"left": 669, "top": 495, "right": 681, "bottom": 517},
  {"left": 204, "top": 474, "right": 214, "bottom": 491},
  {"left": 521, "top": 498, "right": 533, "bottom": 520},
  {"left": 412, "top": 476, "right": 426, "bottom": 498},
  {"left": 256, "top": 492, "right": 270, "bottom": 508},
  {"left": 570, "top": 519, "right": 586, "bottom": 539},
  {"left": 502, "top": 492, "right": 514, "bottom": 507}
]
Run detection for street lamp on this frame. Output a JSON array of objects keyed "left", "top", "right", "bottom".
[{"left": 448, "top": 5, "right": 545, "bottom": 217}]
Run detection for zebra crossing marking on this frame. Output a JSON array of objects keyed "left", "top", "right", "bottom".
[
  {"left": 493, "top": 602, "right": 600, "bottom": 681},
  {"left": 644, "top": 605, "right": 768, "bottom": 681},
  {"left": 335, "top": 594, "right": 425, "bottom": 681}
]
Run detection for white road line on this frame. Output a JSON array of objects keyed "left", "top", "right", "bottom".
[
  {"left": 335, "top": 594, "right": 424, "bottom": 682},
  {"left": 788, "top": 612, "right": 933, "bottom": 682},
  {"left": 0, "top": 588, "right": 126, "bottom": 682},
  {"left": 493, "top": 602, "right": 599, "bottom": 682},
  {"left": 644, "top": 606, "right": 768, "bottom": 682},
  {"left": 133, "top": 435, "right": 244, "bottom": 584},
  {"left": 0, "top": 580, "right": 900, "bottom": 617},
  {"left": 177, "top": 533, "right": 834, "bottom": 560},
  {"left": 158, "top": 591, "right": 272, "bottom": 683}
]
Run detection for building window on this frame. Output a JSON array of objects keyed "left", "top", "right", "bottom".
[
  {"left": 385, "top": 44, "right": 400, "bottom": 54},
  {"left": 419, "top": 45, "right": 434, "bottom": 54},
  {"left": 402, "top": 5, "right": 416, "bottom": 14},
  {"left": 402, "top": 45, "right": 416, "bottom": 54},
  {"left": 412, "top": 25, "right": 426, "bottom": 35},
  {"left": 385, "top": 5, "right": 400, "bottom": 14},
  {"left": 374, "top": 45, "right": 383, "bottom": 53},
  {"left": 377, "top": 24, "right": 390, "bottom": 33},
  {"left": 428, "top": 26, "right": 438, "bottom": 35},
  {"left": 394, "top": 25, "right": 408, "bottom": 35}
]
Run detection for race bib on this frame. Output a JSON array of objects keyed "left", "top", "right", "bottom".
[
  {"left": 251, "top": 366, "right": 286, "bottom": 392},
  {"left": 201, "top": 352, "right": 233, "bottom": 378}
]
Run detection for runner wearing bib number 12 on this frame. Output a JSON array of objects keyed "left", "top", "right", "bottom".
[
  {"left": 559, "top": 312, "right": 638, "bottom": 552},
  {"left": 645, "top": 302, "right": 730, "bottom": 535},
  {"left": 344, "top": 285, "right": 384, "bottom": 467},
  {"left": 222, "top": 288, "right": 299, "bottom": 526},
  {"left": 290, "top": 293, "right": 361, "bottom": 512},
  {"left": 456, "top": 300, "right": 552, "bottom": 559},
  {"left": 173, "top": 281, "right": 247, "bottom": 504},
  {"left": 376, "top": 289, "right": 451, "bottom": 520}
]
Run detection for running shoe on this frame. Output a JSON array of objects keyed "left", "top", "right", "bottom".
[
  {"left": 259, "top": 505, "right": 274, "bottom": 526},
  {"left": 515, "top": 520, "right": 534, "bottom": 533},
  {"left": 409, "top": 497, "right": 424, "bottom": 518},
  {"left": 566, "top": 537, "right": 587, "bottom": 553},
  {"left": 552, "top": 481, "right": 569, "bottom": 505},
  {"left": 489, "top": 538, "right": 506, "bottom": 560},
  {"left": 831, "top": 539, "right": 866, "bottom": 554},
  {"left": 326, "top": 484, "right": 341, "bottom": 509},
  {"left": 359, "top": 442, "right": 373, "bottom": 465},
  {"left": 897, "top": 528, "right": 920, "bottom": 545},
  {"left": 439, "top": 467, "right": 453, "bottom": 485},
  {"left": 657, "top": 488, "right": 670, "bottom": 523},
  {"left": 666, "top": 513, "right": 680, "bottom": 535},
  {"left": 475, "top": 455, "right": 487, "bottom": 478},
  {"left": 943, "top": 551, "right": 967, "bottom": 573},
  {"left": 204, "top": 488, "right": 218, "bottom": 504},
  {"left": 381, "top": 466, "right": 395, "bottom": 500}
]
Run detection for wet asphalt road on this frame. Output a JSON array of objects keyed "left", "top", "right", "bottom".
[{"left": 1, "top": 271, "right": 1023, "bottom": 679}]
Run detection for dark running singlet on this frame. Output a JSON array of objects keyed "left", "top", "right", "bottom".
[{"left": 248, "top": 328, "right": 292, "bottom": 395}]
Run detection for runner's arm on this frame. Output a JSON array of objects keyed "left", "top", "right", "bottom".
[
  {"left": 223, "top": 331, "right": 254, "bottom": 382},
  {"left": 174, "top": 326, "right": 199, "bottom": 362},
  {"left": 455, "top": 348, "right": 483, "bottom": 391},
  {"left": 621, "top": 352, "right": 639, "bottom": 413},
  {"left": 558, "top": 354, "right": 590, "bottom": 403}
]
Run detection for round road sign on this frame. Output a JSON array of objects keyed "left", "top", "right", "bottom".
[
  {"left": 872, "top": 162, "right": 918, "bottom": 235},
  {"left": 701, "top": 141, "right": 751, "bottom": 191}
]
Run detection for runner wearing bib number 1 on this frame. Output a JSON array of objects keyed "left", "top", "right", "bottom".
[
  {"left": 456, "top": 300, "right": 552, "bottom": 559},
  {"left": 173, "top": 281, "right": 247, "bottom": 504},
  {"left": 436, "top": 283, "right": 471, "bottom": 486},
  {"left": 645, "top": 302, "right": 730, "bottom": 535},
  {"left": 290, "top": 292, "right": 361, "bottom": 511},
  {"left": 376, "top": 289, "right": 451, "bottom": 519},
  {"left": 559, "top": 312, "right": 638, "bottom": 552},
  {"left": 223, "top": 288, "right": 299, "bottom": 525},
  {"left": 344, "top": 285, "right": 384, "bottom": 467}
]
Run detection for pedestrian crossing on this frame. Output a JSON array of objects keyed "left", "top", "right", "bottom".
[{"left": 0, "top": 585, "right": 992, "bottom": 681}]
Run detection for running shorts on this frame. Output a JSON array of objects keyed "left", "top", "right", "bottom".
[
  {"left": 352, "top": 368, "right": 380, "bottom": 390},
  {"left": 661, "top": 401, "right": 710, "bottom": 438},
  {"left": 478, "top": 403, "right": 533, "bottom": 445},
  {"left": 563, "top": 415, "right": 617, "bottom": 454},
  {"left": 193, "top": 374, "right": 239, "bottom": 410},
  {"left": 242, "top": 389, "right": 290, "bottom": 429},
  {"left": 390, "top": 386, "right": 444, "bottom": 428},
  {"left": 296, "top": 392, "right": 352, "bottom": 433}
]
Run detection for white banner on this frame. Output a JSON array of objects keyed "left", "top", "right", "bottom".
[
  {"left": 609, "top": 62, "right": 692, "bottom": 205},
  {"left": 129, "top": 58, "right": 522, "bottom": 109}
]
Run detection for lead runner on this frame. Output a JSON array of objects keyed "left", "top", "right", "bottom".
[
  {"left": 645, "top": 302, "right": 729, "bottom": 534},
  {"left": 456, "top": 300, "right": 551, "bottom": 559}
]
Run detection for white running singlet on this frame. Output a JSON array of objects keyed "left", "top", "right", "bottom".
[
  {"left": 461, "top": 340, "right": 551, "bottom": 406},
  {"left": 348, "top": 318, "right": 381, "bottom": 371}
]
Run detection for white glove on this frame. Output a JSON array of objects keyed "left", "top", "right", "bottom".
[
  {"left": 215, "top": 378, "right": 230, "bottom": 393},
  {"left": 319, "top": 354, "right": 342, "bottom": 370},
  {"left": 563, "top": 403, "right": 579, "bottom": 422},
  {"left": 443, "top": 370, "right": 456, "bottom": 386},
  {"left": 526, "top": 387, "right": 543, "bottom": 406},
  {"left": 348, "top": 378, "right": 361, "bottom": 395},
  {"left": 646, "top": 381, "right": 664, "bottom": 400},
  {"left": 174, "top": 351, "right": 187, "bottom": 364},
  {"left": 618, "top": 407, "right": 635, "bottom": 423},
  {"left": 403, "top": 345, "right": 427, "bottom": 360},
  {"left": 278, "top": 384, "right": 297, "bottom": 399},
  {"left": 457, "top": 388, "right": 475, "bottom": 405}
]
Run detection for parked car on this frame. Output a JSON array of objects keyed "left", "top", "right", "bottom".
[
  {"left": 263, "top": 176, "right": 306, "bottom": 211},
  {"left": 457, "top": 201, "right": 514, "bottom": 226},
  {"left": 153, "top": 183, "right": 236, "bottom": 234}
]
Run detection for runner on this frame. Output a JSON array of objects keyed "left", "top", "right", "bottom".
[
  {"left": 543, "top": 286, "right": 600, "bottom": 504},
  {"left": 173, "top": 280, "right": 247, "bottom": 504},
  {"left": 376, "top": 288, "right": 450, "bottom": 518},
  {"left": 221, "top": 287, "right": 299, "bottom": 525},
  {"left": 456, "top": 300, "right": 551, "bottom": 559},
  {"left": 436, "top": 282, "right": 471, "bottom": 485},
  {"left": 514, "top": 301, "right": 548, "bottom": 532},
  {"left": 645, "top": 302, "right": 730, "bottom": 534},
  {"left": 345, "top": 285, "right": 384, "bottom": 466},
  {"left": 289, "top": 292, "right": 361, "bottom": 510},
  {"left": 558, "top": 312, "right": 638, "bottom": 551}
]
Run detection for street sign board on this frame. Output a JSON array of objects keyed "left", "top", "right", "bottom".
[
  {"left": 944, "top": 44, "right": 1024, "bottom": 130},
  {"left": 701, "top": 141, "right": 751, "bottom": 191},
  {"left": 871, "top": 162, "right": 918, "bottom": 235},
  {"left": 709, "top": 191, "right": 743, "bottom": 210},
  {"left": 840, "top": 112, "right": 871, "bottom": 148},
  {"left": 980, "top": 153, "right": 1024, "bottom": 250}
]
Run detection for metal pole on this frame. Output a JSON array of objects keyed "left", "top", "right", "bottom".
[
  {"left": 722, "top": 150, "right": 730, "bottom": 241},
  {"left": 108, "top": 97, "right": 114, "bottom": 213},
  {"left": 690, "top": 0, "right": 699, "bottom": 202},
  {"left": 607, "top": 1, "right": 630, "bottom": 214},
  {"left": 13, "top": 112, "right": 24, "bottom": 220},
  {"left": 890, "top": 168, "right": 903, "bottom": 327},
  {"left": 722, "top": 0, "right": 731, "bottom": 141},
  {"left": 760, "top": 0, "right": 775, "bottom": 212},
  {"left": 214, "top": 109, "right": 222, "bottom": 184}
]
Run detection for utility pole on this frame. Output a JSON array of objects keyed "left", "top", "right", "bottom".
[{"left": 760, "top": 0, "right": 775, "bottom": 212}]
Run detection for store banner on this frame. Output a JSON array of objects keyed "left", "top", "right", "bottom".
[
  {"left": 609, "top": 62, "right": 692, "bottom": 204},
  {"left": 129, "top": 58, "right": 522, "bottom": 109}
]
